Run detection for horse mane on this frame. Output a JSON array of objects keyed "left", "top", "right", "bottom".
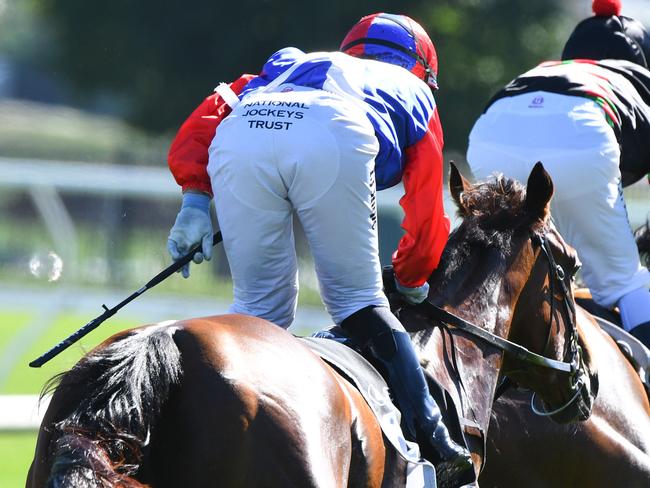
[
  {"left": 635, "top": 219, "right": 650, "bottom": 268},
  {"left": 42, "top": 325, "right": 182, "bottom": 486},
  {"left": 440, "top": 174, "right": 548, "bottom": 280},
  {"left": 456, "top": 173, "right": 548, "bottom": 244}
]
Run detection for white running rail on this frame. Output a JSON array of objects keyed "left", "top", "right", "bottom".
[{"left": 0, "top": 394, "right": 50, "bottom": 430}]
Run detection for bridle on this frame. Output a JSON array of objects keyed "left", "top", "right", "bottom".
[
  {"left": 415, "top": 230, "right": 587, "bottom": 417},
  {"left": 528, "top": 233, "right": 586, "bottom": 417}
]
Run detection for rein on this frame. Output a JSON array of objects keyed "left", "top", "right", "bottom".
[
  {"left": 415, "top": 231, "right": 586, "bottom": 417},
  {"left": 416, "top": 300, "right": 574, "bottom": 373}
]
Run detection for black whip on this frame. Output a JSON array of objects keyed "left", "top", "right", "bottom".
[{"left": 29, "top": 232, "right": 223, "bottom": 368}]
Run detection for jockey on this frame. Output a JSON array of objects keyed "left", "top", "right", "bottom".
[
  {"left": 167, "top": 12, "right": 473, "bottom": 486},
  {"left": 466, "top": 0, "right": 650, "bottom": 349}
]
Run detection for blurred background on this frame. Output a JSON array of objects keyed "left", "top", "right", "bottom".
[{"left": 0, "top": 1, "right": 648, "bottom": 485}]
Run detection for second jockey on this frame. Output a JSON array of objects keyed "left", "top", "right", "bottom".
[{"left": 466, "top": 0, "right": 650, "bottom": 349}]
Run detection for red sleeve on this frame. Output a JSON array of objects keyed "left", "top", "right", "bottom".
[
  {"left": 392, "top": 108, "right": 450, "bottom": 287},
  {"left": 168, "top": 74, "right": 256, "bottom": 196}
]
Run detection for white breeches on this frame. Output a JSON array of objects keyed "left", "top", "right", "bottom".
[
  {"left": 208, "top": 86, "right": 387, "bottom": 328},
  {"left": 467, "top": 91, "right": 650, "bottom": 308}
]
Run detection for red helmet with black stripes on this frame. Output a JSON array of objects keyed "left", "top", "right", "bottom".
[{"left": 340, "top": 13, "right": 439, "bottom": 89}]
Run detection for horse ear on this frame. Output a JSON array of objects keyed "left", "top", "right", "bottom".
[
  {"left": 449, "top": 161, "right": 472, "bottom": 214},
  {"left": 524, "top": 162, "right": 554, "bottom": 218}
]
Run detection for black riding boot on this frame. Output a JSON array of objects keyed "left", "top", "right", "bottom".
[
  {"left": 341, "top": 306, "right": 473, "bottom": 488},
  {"left": 630, "top": 321, "right": 650, "bottom": 350}
]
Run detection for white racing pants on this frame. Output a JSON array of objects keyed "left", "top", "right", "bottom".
[
  {"left": 208, "top": 86, "right": 387, "bottom": 328},
  {"left": 467, "top": 91, "right": 650, "bottom": 310}
]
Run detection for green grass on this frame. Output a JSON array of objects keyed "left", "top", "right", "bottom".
[
  {"left": 1, "top": 312, "right": 141, "bottom": 395},
  {"left": 0, "top": 311, "right": 32, "bottom": 353},
  {"left": 0, "top": 431, "right": 36, "bottom": 488},
  {"left": 0, "top": 308, "right": 143, "bottom": 395},
  {"left": 0, "top": 309, "right": 144, "bottom": 488}
]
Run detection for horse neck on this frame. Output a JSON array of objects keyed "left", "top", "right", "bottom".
[
  {"left": 416, "top": 236, "right": 539, "bottom": 430},
  {"left": 420, "top": 247, "right": 524, "bottom": 432},
  {"left": 415, "top": 328, "right": 501, "bottom": 433}
]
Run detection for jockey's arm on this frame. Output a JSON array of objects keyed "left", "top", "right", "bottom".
[
  {"left": 168, "top": 74, "right": 256, "bottom": 196},
  {"left": 392, "top": 108, "right": 450, "bottom": 289}
]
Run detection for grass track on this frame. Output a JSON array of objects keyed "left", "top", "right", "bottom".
[
  {"left": 0, "top": 431, "right": 37, "bottom": 488},
  {"left": 1, "top": 310, "right": 140, "bottom": 395},
  {"left": 0, "top": 311, "right": 32, "bottom": 357},
  {"left": 0, "top": 310, "right": 142, "bottom": 487}
]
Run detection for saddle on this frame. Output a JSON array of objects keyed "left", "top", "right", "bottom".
[
  {"left": 300, "top": 331, "right": 473, "bottom": 487},
  {"left": 575, "top": 291, "right": 650, "bottom": 394},
  {"left": 300, "top": 334, "right": 436, "bottom": 487}
]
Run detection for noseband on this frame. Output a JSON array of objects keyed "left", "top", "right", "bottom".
[{"left": 417, "top": 231, "right": 587, "bottom": 417}]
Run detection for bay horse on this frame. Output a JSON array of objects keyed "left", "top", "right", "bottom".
[
  {"left": 477, "top": 234, "right": 650, "bottom": 485},
  {"left": 394, "top": 162, "right": 601, "bottom": 480},
  {"left": 27, "top": 163, "right": 597, "bottom": 487}
]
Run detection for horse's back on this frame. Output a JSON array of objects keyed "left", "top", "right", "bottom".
[
  {"left": 152, "top": 314, "right": 388, "bottom": 487},
  {"left": 29, "top": 314, "right": 393, "bottom": 488}
]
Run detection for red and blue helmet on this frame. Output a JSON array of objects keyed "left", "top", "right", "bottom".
[{"left": 340, "top": 13, "right": 439, "bottom": 90}]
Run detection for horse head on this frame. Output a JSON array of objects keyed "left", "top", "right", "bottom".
[{"left": 418, "top": 162, "right": 597, "bottom": 435}]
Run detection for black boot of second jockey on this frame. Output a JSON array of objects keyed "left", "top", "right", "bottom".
[{"left": 341, "top": 305, "right": 473, "bottom": 488}]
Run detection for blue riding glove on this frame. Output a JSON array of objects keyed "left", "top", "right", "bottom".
[
  {"left": 167, "top": 191, "right": 213, "bottom": 279},
  {"left": 395, "top": 276, "right": 430, "bottom": 305},
  {"left": 383, "top": 265, "right": 430, "bottom": 305}
]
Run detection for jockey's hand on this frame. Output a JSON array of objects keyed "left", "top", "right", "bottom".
[
  {"left": 382, "top": 266, "right": 430, "bottom": 306},
  {"left": 394, "top": 275, "right": 430, "bottom": 305},
  {"left": 167, "top": 192, "right": 213, "bottom": 279},
  {"left": 382, "top": 266, "right": 398, "bottom": 295}
]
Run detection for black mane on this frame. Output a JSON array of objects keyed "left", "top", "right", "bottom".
[{"left": 436, "top": 174, "right": 548, "bottom": 285}]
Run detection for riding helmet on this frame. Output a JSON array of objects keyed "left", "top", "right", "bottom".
[
  {"left": 340, "top": 13, "right": 439, "bottom": 89},
  {"left": 562, "top": 0, "right": 650, "bottom": 70}
]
